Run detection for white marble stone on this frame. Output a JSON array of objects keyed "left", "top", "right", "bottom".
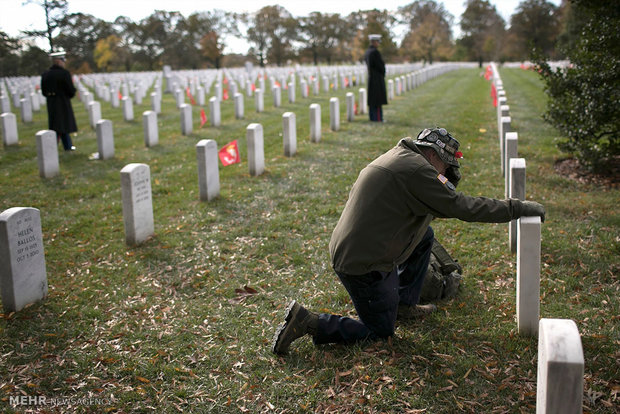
[
  {"left": 0, "top": 207, "right": 48, "bottom": 312},
  {"left": 509, "top": 158, "right": 526, "bottom": 253},
  {"left": 255, "top": 88, "right": 264, "bottom": 113},
  {"left": 1, "top": 112, "right": 18, "bottom": 146},
  {"left": 209, "top": 97, "right": 220, "bottom": 127},
  {"left": 310, "top": 103, "right": 321, "bottom": 143},
  {"left": 505, "top": 132, "right": 519, "bottom": 198},
  {"left": 234, "top": 93, "right": 244, "bottom": 120},
  {"left": 517, "top": 216, "right": 541, "bottom": 336},
  {"left": 122, "top": 97, "right": 134, "bottom": 121},
  {"left": 35, "top": 130, "right": 59, "bottom": 178},
  {"left": 88, "top": 101, "right": 101, "bottom": 129},
  {"left": 500, "top": 116, "right": 511, "bottom": 176},
  {"left": 346, "top": 93, "right": 355, "bottom": 122},
  {"left": 288, "top": 82, "right": 295, "bottom": 103},
  {"left": 246, "top": 123, "right": 265, "bottom": 176},
  {"left": 273, "top": 85, "right": 281, "bottom": 108},
  {"left": 0, "top": 95, "right": 10, "bottom": 113},
  {"left": 330, "top": 97, "right": 340, "bottom": 131},
  {"left": 196, "top": 139, "right": 220, "bottom": 201},
  {"left": 120, "top": 163, "right": 154, "bottom": 245},
  {"left": 20, "top": 98, "right": 32, "bottom": 123},
  {"left": 143, "top": 111, "right": 158, "bottom": 147},
  {"left": 96, "top": 119, "right": 115, "bottom": 159},
  {"left": 150, "top": 92, "right": 161, "bottom": 114},
  {"left": 358, "top": 88, "right": 367, "bottom": 114},
  {"left": 536, "top": 318, "right": 584, "bottom": 414},
  {"left": 282, "top": 112, "right": 296, "bottom": 157}
]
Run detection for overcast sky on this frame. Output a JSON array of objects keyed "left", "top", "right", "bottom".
[{"left": 2, "top": 0, "right": 561, "bottom": 54}]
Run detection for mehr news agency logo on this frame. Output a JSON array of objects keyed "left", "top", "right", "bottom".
[{"left": 9, "top": 394, "right": 112, "bottom": 408}]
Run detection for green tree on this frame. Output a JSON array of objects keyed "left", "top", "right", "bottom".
[
  {"left": 508, "top": 0, "right": 561, "bottom": 60},
  {"left": 19, "top": 45, "right": 49, "bottom": 75},
  {"left": 299, "top": 12, "right": 352, "bottom": 65},
  {"left": 200, "top": 31, "right": 224, "bottom": 68},
  {"left": 246, "top": 5, "right": 297, "bottom": 67},
  {"left": 535, "top": 0, "right": 620, "bottom": 172},
  {"left": 0, "top": 31, "right": 21, "bottom": 77},
  {"left": 348, "top": 9, "right": 398, "bottom": 62},
  {"left": 459, "top": 0, "right": 505, "bottom": 65},
  {"left": 22, "top": 0, "right": 68, "bottom": 52},
  {"left": 55, "top": 13, "right": 114, "bottom": 72},
  {"left": 399, "top": 0, "right": 454, "bottom": 64},
  {"left": 94, "top": 34, "right": 127, "bottom": 72}
]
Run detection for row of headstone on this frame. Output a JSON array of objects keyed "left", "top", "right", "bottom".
[
  {"left": 490, "top": 63, "right": 584, "bottom": 414},
  {"left": 0, "top": 63, "right": 474, "bottom": 315}
]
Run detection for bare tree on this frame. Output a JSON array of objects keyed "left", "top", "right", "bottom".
[{"left": 22, "top": 0, "right": 69, "bottom": 52}]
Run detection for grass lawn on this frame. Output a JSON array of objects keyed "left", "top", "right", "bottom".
[{"left": 0, "top": 66, "right": 618, "bottom": 413}]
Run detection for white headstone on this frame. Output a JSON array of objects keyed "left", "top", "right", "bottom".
[
  {"left": 175, "top": 89, "right": 184, "bottom": 108},
  {"left": 120, "top": 163, "right": 154, "bottom": 245},
  {"left": 505, "top": 132, "right": 519, "bottom": 198},
  {"left": 387, "top": 79, "right": 394, "bottom": 101},
  {"left": 234, "top": 93, "right": 244, "bottom": 120},
  {"left": 358, "top": 88, "right": 367, "bottom": 114},
  {"left": 150, "top": 92, "right": 161, "bottom": 114},
  {"left": 500, "top": 116, "right": 511, "bottom": 176},
  {"left": 180, "top": 104, "right": 193, "bottom": 135},
  {"left": 111, "top": 89, "right": 119, "bottom": 108},
  {"left": 517, "top": 216, "right": 541, "bottom": 336},
  {"left": 509, "top": 158, "right": 526, "bottom": 253},
  {"left": 96, "top": 119, "right": 114, "bottom": 159},
  {"left": 273, "top": 85, "right": 281, "bottom": 108},
  {"left": 255, "top": 88, "right": 264, "bottom": 112},
  {"left": 30, "top": 92, "right": 40, "bottom": 112},
  {"left": 329, "top": 97, "right": 340, "bottom": 131},
  {"left": 288, "top": 82, "right": 295, "bottom": 103},
  {"left": 197, "top": 86, "right": 205, "bottom": 106},
  {"left": 35, "top": 130, "right": 59, "bottom": 178},
  {"left": 0, "top": 207, "right": 48, "bottom": 312},
  {"left": 246, "top": 123, "right": 265, "bottom": 176},
  {"left": 346, "top": 93, "right": 355, "bottom": 122},
  {"left": 196, "top": 139, "right": 220, "bottom": 201},
  {"left": 310, "top": 103, "right": 321, "bottom": 143},
  {"left": 88, "top": 101, "right": 101, "bottom": 129},
  {"left": 20, "top": 98, "right": 32, "bottom": 123},
  {"left": 1, "top": 112, "right": 18, "bottom": 146},
  {"left": 143, "top": 111, "right": 158, "bottom": 147},
  {"left": 536, "top": 318, "right": 584, "bottom": 414},
  {"left": 209, "top": 97, "right": 221, "bottom": 127},
  {"left": 282, "top": 112, "right": 296, "bottom": 157},
  {"left": 0, "top": 95, "right": 10, "bottom": 113},
  {"left": 122, "top": 97, "right": 134, "bottom": 121}
]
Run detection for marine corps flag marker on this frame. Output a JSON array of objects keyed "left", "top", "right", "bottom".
[
  {"left": 218, "top": 140, "right": 240, "bottom": 166},
  {"left": 200, "top": 109, "right": 207, "bottom": 128}
]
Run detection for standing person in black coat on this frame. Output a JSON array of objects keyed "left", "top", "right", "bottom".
[
  {"left": 364, "top": 34, "right": 388, "bottom": 122},
  {"left": 41, "top": 51, "right": 78, "bottom": 151}
]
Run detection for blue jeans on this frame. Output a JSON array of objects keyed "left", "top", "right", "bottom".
[
  {"left": 57, "top": 132, "right": 74, "bottom": 150},
  {"left": 314, "top": 226, "right": 434, "bottom": 344}
]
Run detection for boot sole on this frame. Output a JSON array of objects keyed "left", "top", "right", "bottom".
[{"left": 272, "top": 300, "right": 300, "bottom": 354}]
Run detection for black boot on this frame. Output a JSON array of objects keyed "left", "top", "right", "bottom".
[{"left": 272, "top": 300, "right": 318, "bottom": 355}]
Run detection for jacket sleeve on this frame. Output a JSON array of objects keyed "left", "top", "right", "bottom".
[
  {"left": 63, "top": 70, "right": 76, "bottom": 98},
  {"left": 405, "top": 163, "right": 524, "bottom": 223}
]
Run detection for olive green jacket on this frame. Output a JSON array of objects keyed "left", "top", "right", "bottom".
[{"left": 329, "top": 137, "right": 527, "bottom": 275}]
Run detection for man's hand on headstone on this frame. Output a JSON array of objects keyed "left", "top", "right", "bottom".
[{"left": 521, "top": 201, "right": 546, "bottom": 222}]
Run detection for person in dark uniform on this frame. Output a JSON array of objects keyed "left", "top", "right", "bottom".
[
  {"left": 41, "top": 51, "right": 77, "bottom": 151},
  {"left": 272, "top": 127, "right": 546, "bottom": 354},
  {"left": 364, "top": 34, "right": 387, "bottom": 122}
]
